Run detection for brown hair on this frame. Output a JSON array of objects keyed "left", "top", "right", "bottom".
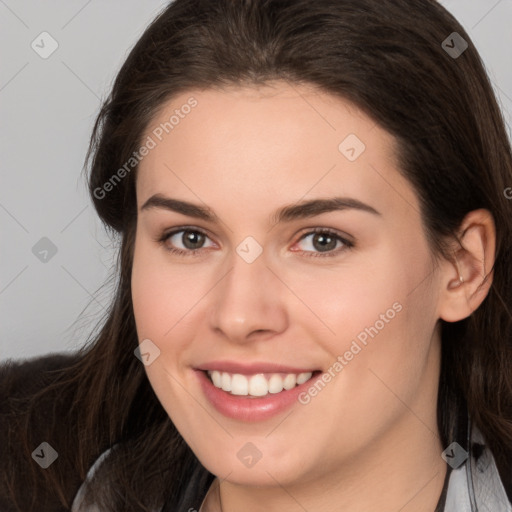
[{"left": 2, "top": 0, "right": 511, "bottom": 510}]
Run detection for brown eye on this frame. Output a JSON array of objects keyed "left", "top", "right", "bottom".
[
  {"left": 311, "top": 232, "right": 338, "bottom": 252},
  {"left": 180, "top": 230, "right": 206, "bottom": 249},
  {"left": 160, "top": 228, "right": 215, "bottom": 256},
  {"left": 293, "top": 229, "right": 354, "bottom": 258}
]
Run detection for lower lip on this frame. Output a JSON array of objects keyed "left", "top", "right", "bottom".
[{"left": 195, "top": 370, "right": 321, "bottom": 422}]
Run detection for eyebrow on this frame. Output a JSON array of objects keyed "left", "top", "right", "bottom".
[{"left": 140, "top": 194, "right": 381, "bottom": 224}]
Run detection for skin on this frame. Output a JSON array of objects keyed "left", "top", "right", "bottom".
[{"left": 131, "top": 81, "right": 495, "bottom": 512}]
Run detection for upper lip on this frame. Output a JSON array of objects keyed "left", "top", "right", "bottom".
[{"left": 195, "top": 361, "right": 319, "bottom": 375}]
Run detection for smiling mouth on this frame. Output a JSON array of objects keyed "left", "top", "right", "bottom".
[{"left": 204, "top": 369, "right": 322, "bottom": 397}]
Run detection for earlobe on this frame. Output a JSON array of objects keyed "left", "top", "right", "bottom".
[{"left": 438, "top": 209, "right": 496, "bottom": 323}]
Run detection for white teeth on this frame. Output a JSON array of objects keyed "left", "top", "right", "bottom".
[
  {"left": 221, "top": 372, "right": 231, "bottom": 392},
  {"left": 248, "top": 374, "right": 268, "bottom": 396},
  {"left": 283, "top": 374, "right": 297, "bottom": 390},
  {"left": 268, "top": 374, "right": 284, "bottom": 394},
  {"left": 211, "top": 371, "right": 222, "bottom": 388},
  {"left": 296, "top": 372, "right": 311, "bottom": 385},
  {"left": 231, "top": 374, "right": 248, "bottom": 395},
  {"left": 206, "top": 370, "right": 313, "bottom": 397}
]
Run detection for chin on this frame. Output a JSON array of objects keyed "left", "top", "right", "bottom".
[{"left": 197, "top": 442, "right": 311, "bottom": 487}]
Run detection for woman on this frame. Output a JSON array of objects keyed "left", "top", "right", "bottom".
[{"left": 1, "top": 0, "right": 511, "bottom": 510}]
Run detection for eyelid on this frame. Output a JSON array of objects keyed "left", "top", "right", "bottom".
[
  {"left": 295, "top": 226, "right": 354, "bottom": 245},
  {"left": 156, "top": 225, "right": 216, "bottom": 255},
  {"left": 157, "top": 225, "right": 214, "bottom": 241},
  {"left": 291, "top": 227, "right": 354, "bottom": 258}
]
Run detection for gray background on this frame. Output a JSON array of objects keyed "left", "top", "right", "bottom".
[{"left": 1, "top": 0, "right": 511, "bottom": 361}]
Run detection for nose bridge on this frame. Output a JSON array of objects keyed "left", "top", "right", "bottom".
[{"left": 209, "top": 243, "right": 288, "bottom": 341}]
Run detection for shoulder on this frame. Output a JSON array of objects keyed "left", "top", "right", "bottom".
[
  {"left": 163, "top": 456, "right": 215, "bottom": 511},
  {"left": 0, "top": 350, "right": 82, "bottom": 443},
  {"left": 0, "top": 351, "right": 79, "bottom": 400},
  {"left": 0, "top": 352, "right": 83, "bottom": 511}
]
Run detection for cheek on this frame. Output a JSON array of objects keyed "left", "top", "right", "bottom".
[
  {"left": 131, "top": 242, "right": 210, "bottom": 438},
  {"left": 287, "top": 239, "right": 438, "bottom": 396},
  {"left": 131, "top": 239, "right": 205, "bottom": 348},
  {"left": 282, "top": 241, "right": 428, "bottom": 346}
]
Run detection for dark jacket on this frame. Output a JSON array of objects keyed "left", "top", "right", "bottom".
[
  {"left": 0, "top": 353, "right": 85, "bottom": 511},
  {"left": 1, "top": 353, "right": 511, "bottom": 511}
]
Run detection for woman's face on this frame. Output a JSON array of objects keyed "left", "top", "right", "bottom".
[{"left": 131, "top": 82, "right": 446, "bottom": 488}]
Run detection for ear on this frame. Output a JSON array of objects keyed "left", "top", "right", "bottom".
[{"left": 438, "top": 209, "right": 496, "bottom": 322}]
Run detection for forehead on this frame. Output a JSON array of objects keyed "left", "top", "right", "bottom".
[{"left": 135, "top": 82, "right": 419, "bottom": 220}]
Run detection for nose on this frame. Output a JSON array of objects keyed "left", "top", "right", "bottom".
[{"left": 209, "top": 249, "right": 289, "bottom": 344}]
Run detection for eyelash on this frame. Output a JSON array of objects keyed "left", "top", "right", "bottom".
[{"left": 156, "top": 226, "right": 354, "bottom": 258}]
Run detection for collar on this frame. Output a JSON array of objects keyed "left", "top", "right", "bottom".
[{"left": 442, "top": 418, "right": 512, "bottom": 511}]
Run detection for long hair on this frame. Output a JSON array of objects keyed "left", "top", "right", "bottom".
[{"left": 2, "top": 0, "right": 511, "bottom": 510}]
